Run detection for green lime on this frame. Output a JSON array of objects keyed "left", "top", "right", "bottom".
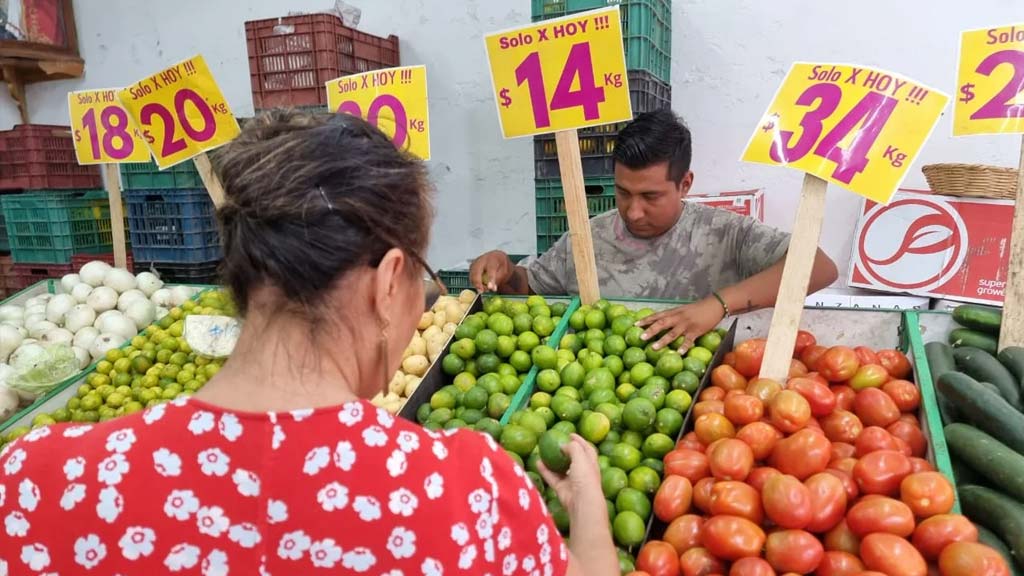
[
  {"left": 641, "top": 433, "right": 675, "bottom": 460},
  {"left": 81, "top": 393, "right": 102, "bottom": 410},
  {"left": 697, "top": 331, "right": 722, "bottom": 353},
  {"left": 477, "top": 374, "right": 501, "bottom": 395},
  {"left": 51, "top": 408, "right": 70, "bottom": 423},
  {"left": 495, "top": 335, "right": 518, "bottom": 359},
  {"left": 598, "top": 455, "right": 610, "bottom": 470},
  {"left": 594, "top": 299, "right": 611, "bottom": 312},
  {"left": 497, "top": 363, "right": 518, "bottom": 378},
  {"left": 625, "top": 326, "right": 646, "bottom": 348},
  {"left": 416, "top": 403, "right": 432, "bottom": 424},
  {"left": 517, "top": 331, "right": 541, "bottom": 353},
  {"left": 428, "top": 407, "right": 453, "bottom": 425},
  {"left": 687, "top": 346, "right": 714, "bottom": 365},
  {"left": 616, "top": 383, "right": 637, "bottom": 403},
  {"left": 585, "top": 310, "right": 607, "bottom": 330},
  {"left": 604, "top": 334, "right": 627, "bottom": 357},
  {"left": 621, "top": 430, "right": 644, "bottom": 449},
  {"left": 487, "top": 313, "right": 515, "bottom": 336},
  {"left": 578, "top": 411, "right": 611, "bottom": 443},
  {"left": 484, "top": 297, "right": 505, "bottom": 315},
  {"left": 534, "top": 406, "right": 556, "bottom": 428},
  {"left": 601, "top": 466, "right": 628, "bottom": 498},
  {"left": 595, "top": 402, "right": 622, "bottom": 428},
  {"left": 672, "top": 371, "right": 700, "bottom": 394},
  {"left": 560, "top": 362, "right": 585, "bottom": 389},
  {"left": 500, "top": 374, "right": 521, "bottom": 395},
  {"left": 611, "top": 315, "right": 635, "bottom": 336},
  {"left": 582, "top": 368, "right": 615, "bottom": 396},
  {"left": 588, "top": 388, "right": 616, "bottom": 406},
  {"left": 550, "top": 395, "right": 583, "bottom": 423},
  {"left": 475, "top": 329, "right": 499, "bottom": 354},
  {"left": 629, "top": 465, "right": 662, "bottom": 496},
  {"left": 442, "top": 354, "right": 465, "bottom": 376},
  {"left": 623, "top": 347, "right": 646, "bottom": 369},
  {"left": 602, "top": 355, "right": 624, "bottom": 378},
  {"left": 554, "top": 386, "right": 581, "bottom": 402},
  {"left": 474, "top": 418, "right": 502, "bottom": 440},
  {"left": 518, "top": 410, "right": 548, "bottom": 437},
  {"left": 550, "top": 302, "right": 568, "bottom": 317},
  {"left": 513, "top": 313, "right": 534, "bottom": 335},
  {"left": 616, "top": 487, "right": 652, "bottom": 521},
  {"left": 444, "top": 418, "right": 466, "bottom": 430},
  {"left": 613, "top": 511, "right": 646, "bottom": 547},
  {"left": 461, "top": 409, "right": 484, "bottom": 425},
  {"left": 500, "top": 424, "right": 538, "bottom": 457},
  {"left": 538, "top": 429, "right": 572, "bottom": 473},
  {"left": 569, "top": 310, "right": 586, "bottom": 331},
  {"left": 655, "top": 353, "right": 684, "bottom": 378},
  {"left": 580, "top": 352, "right": 604, "bottom": 373},
  {"left": 536, "top": 368, "right": 561, "bottom": 393},
  {"left": 463, "top": 315, "right": 486, "bottom": 332},
  {"left": 453, "top": 372, "right": 477, "bottom": 392},
  {"left": 622, "top": 397, "right": 656, "bottom": 432},
  {"left": 508, "top": 300, "right": 532, "bottom": 316},
  {"left": 454, "top": 323, "right": 479, "bottom": 340},
  {"left": 487, "top": 393, "right": 510, "bottom": 419},
  {"left": 463, "top": 386, "right": 489, "bottom": 410},
  {"left": 531, "top": 345, "right": 558, "bottom": 370},
  {"left": 530, "top": 391, "right": 552, "bottom": 409},
  {"left": 682, "top": 357, "right": 707, "bottom": 377},
  {"left": 609, "top": 443, "right": 643, "bottom": 471},
  {"left": 635, "top": 307, "right": 655, "bottom": 320},
  {"left": 551, "top": 420, "right": 576, "bottom": 435},
  {"left": 451, "top": 338, "right": 476, "bottom": 360},
  {"left": 548, "top": 497, "right": 570, "bottom": 533},
  {"left": 607, "top": 304, "right": 629, "bottom": 321},
  {"left": 629, "top": 362, "right": 655, "bottom": 385},
  {"left": 476, "top": 353, "right": 501, "bottom": 375},
  {"left": 558, "top": 333, "right": 582, "bottom": 353},
  {"left": 638, "top": 383, "right": 667, "bottom": 410},
  {"left": 665, "top": 389, "right": 693, "bottom": 414},
  {"left": 618, "top": 549, "right": 637, "bottom": 574},
  {"left": 532, "top": 316, "right": 555, "bottom": 338},
  {"left": 509, "top": 350, "right": 532, "bottom": 373},
  {"left": 586, "top": 338, "right": 605, "bottom": 356}
]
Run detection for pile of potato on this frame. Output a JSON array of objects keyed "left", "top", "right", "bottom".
[{"left": 372, "top": 289, "right": 476, "bottom": 413}]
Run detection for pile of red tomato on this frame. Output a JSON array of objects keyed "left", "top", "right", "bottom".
[{"left": 632, "top": 332, "right": 1010, "bottom": 576}]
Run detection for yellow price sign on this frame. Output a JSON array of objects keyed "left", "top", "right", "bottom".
[
  {"left": 117, "top": 54, "right": 240, "bottom": 168},
  {"left": 326, "top": 65, "right": 431, "bottom": 160},
  {"left": 742, "top": 63, "right": 948, "bottom": 204},
  {"left": 954, "top": 24, "right": 1024, "bottom": 135},
  {"left": 67, "top": 88, "right": 151, "bottom": 165},
  {"left": 484, "top": 6, "right": 632, "bottom": 138}
]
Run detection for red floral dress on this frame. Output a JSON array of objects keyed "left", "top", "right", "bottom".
[{"left": 0, "top": 397, "right": 567, "bottom": 575}]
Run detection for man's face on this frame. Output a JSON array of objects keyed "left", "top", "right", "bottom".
[{"left": 614, "top": 161, "right": 694, "bottom": 238}]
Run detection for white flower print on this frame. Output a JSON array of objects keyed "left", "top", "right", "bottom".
[
  {"left": 20, "top": 543, "right": 50, "bottom": 571},
  {"left": 277, "top": 530, "right": 311, "bottom": 561},
  {"left": 228, "top": 523, "right": 261, "bottom": 549},
  {"left": 197, "top": 448, "right": 230, "bottom": 477},
  {"left": 202, "top": 549, "right": 229, "bottom": 576},
  {"left": 511, "top": 460, "right": 524, "bottom": 478},
  {"left": 74, "top": 534, "right": 106, "bottom": 570},
  {"left": 498, "top": 527, "right": 512, "bottom": 551},
  {"left": 153, "top": 448, "right": 182, "bottom": 477},
  {"left": 353, "top": 495, "right": 381, "bottom": 522},
  {"left": 432, "top": 441, "right": 448, "bottom": 460},
  {"left": 459, "top": 544, "right": 478, "bottom": 569},
  {"left": 481, "top": 432, "right": 499, "bottom": 452},
  {"left": 382, "top": 571, "right": 403, "bottom": 576},
  {"left": 545, "top": 564, "right": 554, "bottom": 576},
  {"left": 232, "top": 468, "right": 260, "bottom": 497},
  {"left": 164, "top": 489, "right": 200, "bottom": 521},
  {"left": 560, "top": 542, "right": 567, "bottom": 562},
  {"left": 63, "top": 424, "right": 93, "bottom": 437},
  {"left": 18, "top": 478, "right": 39, "bottom": 511},
  {"left": 5, "top": 511, "right": 29, "bottom": 537},
  {"left": 518, "top": 489, "right": 531, "bottom": 511},
  {"left": 64, "top": 456, "right": 85, "bottom": 481},
  {"left": 290, "top": 408, "right": 314, "bottom": 422},
  {"left": 317, "top": 482, "right": 349, "bottom": 512},
  {"left": 397, "top": 431, "right": 420, "bottom": 453},
  {"left": 259, "top": 558, "right": 271, "bottom": 576},
  {"left": 386, "top": 449, "right": 407, "bottom": 478},
  {"left": 309, "top": 538, "right": 343, "bottom": 569},
  {"left": 485, "top": 538, "right": 496, "bottom": 562},
  {"left": 118, "top": 526, "right": 156, "bottom": 560},
  {"left": 267, "top": 499, "right": 288, "bottom": 524},
  {"left": 171, "top": 395, "right": 189, "bottom": 407},
  {"left": 187, "top": 411, "right": 215, "bottom": 435},
  {"left": 362, "top": 425, "right": 388, "bottom": 447},
  {"left": 421, "top": 557, "right": 443, "bottom": 576},
  {"left": 342, "top": 548, "right": 376, "bottom": 572},
  {"left": 540, "top": 542, "right": 552, "bottom": 565},
  {"left": 96, "top": 486, "right": 124, "bottom": 523},
  {"left": 536, "top": 524, "right": 549, "bottom": 546},
  {"left": 105, "top": 428, "right": 136, "bottom": 453},
  {"left": 334, "top": 441, "right": 356, "bottom": 471},
  {"left": 60, "top": 483, "right": 86, "bottom": 510},
  {"left": 480, "top": 457, "right": 494, "bottom": 479},
  {"left": 376, "top": 407, "right": 395, "bottom": 428},
  {"left": 272, "top": 425, "right": 285, "bottom": 450},
  {"left": 424, "top": 472, "right": 444, "bottom": 500},
  {"left": 0, "top": 483, "right": 5, "bottom": 507},
  {"left": 387, "top": 527, "right": 416, "bottom": 560},
  {"left": 388, "top": 488, "right": 419, "bottom": 517},
  {"left": 523, "top": 555, "right": 536, "bottom": 572},
  {"left": 4, "top": 448, "right": 26, "bottom": 475},
  {"left": 338, "top": 402, "right": 364, "bottom": 426},
  {"left": 468, "top": 488, "right": 491, "bottom": 514},
  {"left": 450, "top": 523, "right": 469, "bottom": 546},
  {"left": 143, "top": 403, "right": 167, "bottom": 425},
  {"left": 476, "top": 514, "right": 494, "bottom": 539},
  {"left": 218, "top": 414, "right": 243, "bottom": 442},
  {"left": 503, "top": 554, "right": 518, "bottom": 576},
  {"left": 303, "top": 446, "right": 330, "bottom": 476},
  {"left": 164, "top": 543, "right": 200, "bottom": 571},
  {"left": 22, "top": 426, "right": 50, "bottom": 442},
  {"left": 196, "top": 506, "right": 230, "bottom": 538},
  {"left": 97, "top": 453, "right": 129, "bottom": 485}
]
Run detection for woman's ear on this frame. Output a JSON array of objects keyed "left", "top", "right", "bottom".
[{"left": 373, "top": 248, "right": 407, "bottom": 319}]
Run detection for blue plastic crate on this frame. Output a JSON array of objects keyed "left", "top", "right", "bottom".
[{"left": 125, "top": 188, "right": 221, "bottom": 263}]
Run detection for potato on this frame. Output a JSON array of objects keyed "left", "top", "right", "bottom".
[
  {"left": 459, "top": 289, "right": 476, "bottom": 304},
  {"left": 384, "top": 392, "right": 401, "bottom": 403},
  {"left": 417, "top": 311, "right": 434, "bottom": 331},
  {"left": 370, "top": 392, "right": 386, "bottom": 407},
  {"left": 383, "top": 401, "right": 402, "bottom": 414},
  {"left": 402, "top": 355, "right": 429, "bottom": 377},
  {"left": 432, "top": 295, "right": 455, "bottom": 312},
  {"left": 388, "top": 372, "right": 406, "bottom": 395},
  {"left": 408, "top": 334, "right": 427, "bottom": 357},
  {"left": 444, "top": 301, "right": 464, "bottom": 324},
  {"left": 404, "top": 377, "right": 421, "bottom": 397},
  {"left": 422, "top": 325, "right": 442, "bottom": 341},
  {"left": 432, "top": 309, "right": 447, "bottom": 328},
  {"left": 442, "top": 322, "right": 458, "bottom": 336},
  {"left": 425, "top": 334, "right": 448, "bottom": 359}
]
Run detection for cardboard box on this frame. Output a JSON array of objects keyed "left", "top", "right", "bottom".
[
  {"left": 805, "top": 288, "right": 929, "bottom": 310},
  {"left": 848, "top": 189, "right": 1012, "bottom": 306},
  {"left": 689, "top": 189, "right": 764, "bottom": 221}
]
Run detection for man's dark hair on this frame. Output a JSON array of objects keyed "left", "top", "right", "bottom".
[{"left": 613, "top": 109, "right": 692, "bottom": 183}]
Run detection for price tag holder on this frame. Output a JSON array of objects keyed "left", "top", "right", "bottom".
[
  {"left": 117, "top": 54, "right": 240, "bottom": 169},
  {"left": 68, "top": 89, "right": 151, "bottom": 165},
  {"left": 326, "top": 65, "right": 431, "bottom": 160},
  {"left": 743, "top": 63, "right": 948, "bottom": 205},
  {"left": 954, "top": 24, "right": 1024, "bottom": 136},
  {"left": 483, "top": 6, "right": 632, "bottom": 139}
]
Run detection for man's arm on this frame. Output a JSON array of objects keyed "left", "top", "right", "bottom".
[{"left": 470, "top": 251, "right": 532, "bottom": 294}]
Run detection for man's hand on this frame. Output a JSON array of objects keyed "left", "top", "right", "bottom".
[
  {"left": 635, "top": 298, "right": 725, "bottom": 352},
  {"left": 470, "top": 251, "right": 514, "bottom": 292}
]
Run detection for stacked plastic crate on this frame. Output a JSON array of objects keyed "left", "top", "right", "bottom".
[
  {"left": 531, "top": 0, "right": 672, "bottom": 253},
  {"left": 0, "top": 124, "right": 111, "bottom": 292}
]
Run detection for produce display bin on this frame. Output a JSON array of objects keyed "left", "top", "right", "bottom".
[
  {"left": 1, "top": 190, "right": 119, "bottom": 264},
  {"left": 438, "top": 254, "right": 531, "bottom": 293},
  {"left": 125, "top": 188, "right": 221, "bottom": 263},
  {"left": 536, "top": 177, "right": 617, "bottom": 253},
  {"left": 120, "top": 160, "right": 204, "bottom": 190},
  {"left": 136, "top": 260, "right": 221, "bottom": 285},
  {"left": 0, "top": 124, "right": 103, "bottom": 190}
]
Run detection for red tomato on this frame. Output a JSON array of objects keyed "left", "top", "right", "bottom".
[
  {"left": 832, "top": 385, "right": 857, "bottom": 411},
  {"left": 709, "top": 438, "right": 755, "bottom": 481},
  {"left": 824, "top": 468, "right": 860, "bottom": 501},
  {"left": 854, "top": 388, "right": 902, "bottom": 428},
  {"left": 820, "top": 347, "right": 861, "bottom": 382},
  {"left": 859, "top": 533, "right": 927, "bottom": 576},
  {"left": 663, "top": 514, "right": 704, "bottom": 555},
  {"left": 700, "top": 386, "right": 727, "bottom": 402},
  {"left": 747, "top": 466, "right": 782, "bottom": 493},
  {"left": 790, "top": 358, "right": 810, "bottom": 379},
  {"left": 788, "top": 377, "right": 838, "bottom": 417},
  {"left": 814, "top": 551, "right": 864, "bottom": 576},
  {"left": 801, "top": 345, "right": 829, "bottom": 372},
  {"left": 692, "top": 477, "right": 716, "bottom": 513},
  {"left": 694, "top": 401, "right": 726, "bottom": 419},
  {"left": 701, "top": 515, "right": 767, "bottom": 561},
  {"left": 911, "top": 514, "right": 978, "bottom": 561},
  {"left": 763, "top": 473, "right": 813, "bottom": 529},
  {"left": 805, "top": 472, "right": 849, "bottom": 533},
  {"left": 766, "top": 529, "right": 825, "bottom": 574},
  {"left": 887, "top": 420, "right": 926, "bottom": 457},
  {"left": 908, "top": 457, "right": 934, "bottom": 473},
  {"left": 734, "top": 339, "right": 767, "bottom": 378},
  {"left": 882, "top": 379, "right": 921, "bottom": 412},
  {"left": 677, "top": 432, "right": 704, "bottom": 451},
  {"left": 724, "top": 351, "right": 737, "bottom": 367},
  {"left": 849, "top": 364, "right": 891, "bottom": 391},
  {"left": 695, "top": 413, "right": 736, "bottom": 445},
  {"left": 824, "top": 519, "right": 861, "bottom": 555},
  {"left": 846, "top": 496, "right": 916, "bottom": 538},
  {"left": 938, "top": 541, "right": 1011, "bottom": 576},
  {"left": 854, "top": 346, "right": 881, "bottom": 366},
  {"left": 737, "top": 422, "right": 782, "bottom": 461},
  {"left": 636, "top": 541, "right": 682, "bottom": 576},
  {"left": 878, "top": 350, "right": 912, "bottom": 380},
  {"left": 725, "top": 388, "right": 747, "bottom": 399},
  {"left": 731, "top": 556, "right": 776, "bottom": 576},
  {"left": 710, "top": 481, "right": 764, "bottom": 524},
  {"left": 654, "top": 475, "right": 693, "bottom": 523},
  {"left": 830, "top": 442, "right": 857, "bottom": 463},
  {"left": 900, "top": 471, "right": 955, "bottom": 518},
  {"left": 747, "top": 378, "right": 783, "bottom": 404},
  {"left": 679, "top": 547, "right": 726, "bottom": 576},
  {"left": 770, "top": 390, "right": 812, "bottom": 433},
  {"left": 807, "top": 372, "right": 830, "bottom": 386},
  {"left": 771, "top": 428, "right": 832, "bottom": 480},
  {"left": 724, "top": 394, "right": 764, "bottom": 426},
  {"left": 822, "top": 410, "right": 864, "bottom": 444},
  {"left": 830, "top": 457, "right": 858, "bottom": 475},
  {"left": 855, "top": 426, "right": 900, "bottom": 457},
  {"left": 712, "top": 364, "right": 749, "bottom": 391},
  {"left": 664, "top": 449, "right": 710, "bottom": 483},
  {"left": 854, "top": 450, "right": 913, "bottom": 495},
  {"left": 624, "top": 572, "right": 652, "bottom": 576},
  {"left": 794, "top": 330, "right": 817, "bottom": 357}
]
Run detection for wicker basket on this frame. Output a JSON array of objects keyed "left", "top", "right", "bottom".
[{"left": 922, "top": 163, "right": 1019, "bottom": 200}]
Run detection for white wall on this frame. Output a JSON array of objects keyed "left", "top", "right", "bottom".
[{"left": 1, "top": 0, "right": 1021, "bottom": 279}]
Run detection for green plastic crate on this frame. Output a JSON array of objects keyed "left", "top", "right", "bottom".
[
  {"left": 439, "top": 254, "right": 531, "bottom": 292},
  {"left": 536, "top": 177, "right": 617, "bottom": 253},
  {"left": 2, "top": 190, "right": 123, "bottom": 264},
  {"left": 120, "top": 160, "right": 203, "bottom": 190}
]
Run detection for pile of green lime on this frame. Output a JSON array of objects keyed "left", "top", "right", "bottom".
[
  {"left": 415, "top": 295, "right": 568, "bottom": 437},
  {"left": 1, "top": 290, "right": 236, "bottom": 445}
]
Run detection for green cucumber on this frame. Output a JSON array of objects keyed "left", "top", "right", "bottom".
[
  {"left": 975, "top": 524, "right": 1023, "bottom": 576},
  {"left": 950, "top": 328, "right": 999, "bottom": 355},
  {"left": 959, "top": 485, "right": 1024, "bottom": 570},
  {"left": 953, "top": 346, "right": 1022, "bottom": 409},
  {"left": 946, "top": 423, "right": 1024, "bottom": 501},
  {"left": 925, "top": 341, "right": 957, "bottom": 381},
  {"left": 954, "top": 304, "right": 1003, "bottom": 334},
  {"left": 981, "top": 381, "right": 1006, "bottom": 397},
  {"left": 999, "top": 346, "right": 1024, "bottom": 388},
  {"left": 951, "top": 453, "right": 987, "bottom": 487},
  {"left": 936, "top": 371, "right": 1024, "bottom": 454}
]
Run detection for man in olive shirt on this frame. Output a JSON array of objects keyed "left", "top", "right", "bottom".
[{"left": 471, "top": 110, "right": 838, "bottom": 351}]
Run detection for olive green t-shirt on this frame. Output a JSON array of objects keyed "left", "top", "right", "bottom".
[{"left": 524, "top": 201, "right": 791, "bottom": 299}]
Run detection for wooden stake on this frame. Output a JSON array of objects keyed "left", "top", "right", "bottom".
[
  {"left": 999, "top": 134, "right": 1024, "bottom": 350},
  {"left": 192, "top": 153, "right": 226, "bottom": 208},
  {"left": 555, "top": 129, "right": 600, "bottom": 305},
  {"left": 759, "top": 174, "right": 829, "bottom": 381},
  {"left": 102, "top": 164, "right": 128, "bottom": 269}
]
